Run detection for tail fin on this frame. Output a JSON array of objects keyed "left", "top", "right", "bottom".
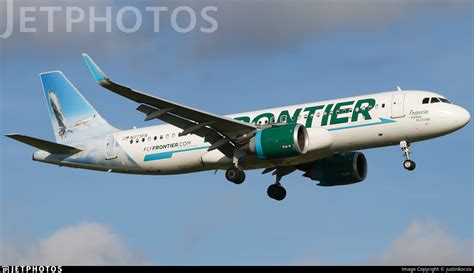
[{"left": 40, "top": 71, "right": 116, "bottom": 144}]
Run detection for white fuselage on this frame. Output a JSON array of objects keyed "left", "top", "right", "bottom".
[{"left": 33, "top": 90, "right": 470, "bottom": 174}]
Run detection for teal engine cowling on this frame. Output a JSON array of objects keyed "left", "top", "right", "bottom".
[
  {"left": 302, "top": 152, "right": 367, "bottom": 186},
  {"left": 248, "top": 124, "right": 309, "bottom": 159}
]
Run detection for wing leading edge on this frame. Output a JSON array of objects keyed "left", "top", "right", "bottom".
[{"left": 82, "top": 53, "right": 256, "bottom": 158}]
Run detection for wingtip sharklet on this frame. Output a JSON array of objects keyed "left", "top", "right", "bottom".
[{"left": 82, "top": 53, "right": 108, "bottom": 82}]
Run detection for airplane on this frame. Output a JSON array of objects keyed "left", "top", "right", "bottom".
[{"left": 6, "top": 54, "right": 471, "bottom": 201}]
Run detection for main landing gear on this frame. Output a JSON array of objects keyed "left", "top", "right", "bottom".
[
  {"left": 264, "top": 167, "right": 295, "bottom": 201},
  {"left": 400, "top": 140, "right": 416, "bottom": 171},
  {"left": 225, "top": 164, "right": 293, "bottom": 201},
  {"left": 225, "top": 167, "right": 246, "bottom": 184},
  {"left": 267, "top": 180, "right": 286, "bottom": 201}
]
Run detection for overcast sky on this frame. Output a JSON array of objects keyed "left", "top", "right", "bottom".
[{"left": 1, "top": 0, "right": 472, "bottom": 265}]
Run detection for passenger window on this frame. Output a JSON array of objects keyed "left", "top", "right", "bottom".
[
  {"left": 172, "top": 133, "right": 176, "bottom": 138},
  {"left": 160, "top": 135, "right": 163, "bottom": 140},
  {"left": 142, "top": 138, "right": 145, "bottom": 142},
  {"left": 154, "top": 136, "right": 157, "bottom": 141},
  {"left": 165, "top": 134, "right": 169, "bottom": 139},
  {"left": 135, "top": 139, "right": 139, "bottom": 143},
  {"left": 422, "top": 98, "right": 429, "bottom": 104},
  {"left": 381, "top": 104, "right": 385, "bottom": 108},
  {"left": 281, "top": 116, "right": 287, "bottom": 123},
  {"left": 130, "top": 139, "right": 133, "bottom": 144},
  {"left": 431, "top": 97, "right": 440, "bottom": 103}
]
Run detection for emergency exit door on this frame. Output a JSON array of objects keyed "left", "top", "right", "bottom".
[{"left": 105, "top": 135, "right": 118, "bottom": 160}]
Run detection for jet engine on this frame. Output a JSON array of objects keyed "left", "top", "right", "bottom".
[
  {"left": 301, "top": 152, "right": 368, "bottom": 186},
  {"left": 248, "top": 124, "right": 309, "bottom": 159}
]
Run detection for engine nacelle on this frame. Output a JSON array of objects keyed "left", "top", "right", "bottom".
[
  {"left": 303, "top": 152, "right": 368, "bottom": 186},
  {"left": 248, "top": 124, "right": 309, "bottom": 159}
]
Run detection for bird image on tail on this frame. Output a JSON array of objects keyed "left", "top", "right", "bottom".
[
  {"left": 40, "top": 71, "right": 116, "bottom": 144},
  {"left": 48, "top": 89, "right": 70, "bottom": 137},
  {"left": 47, "top": 89, "right": 96, "bottom": 138}
]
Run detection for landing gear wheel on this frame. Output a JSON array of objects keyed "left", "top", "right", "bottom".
[
  {"left": 235, "top": 171, "right": 245, "bottom": 184},
  {"left": 225, "top": 168, "right": 245, "bottom": 184},
  {"left": 403, "top": 160, "right": 416, "bottom": 171},
  {"left": 267, "top": 184, "right": 287, "bottom": 201},
  {"left": 400, "top": 140, "right": 416, "bottom": 171}
]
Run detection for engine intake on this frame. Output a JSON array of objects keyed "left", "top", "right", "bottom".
[
  {"left": 303, "top": 152, "right": 368, "bottom": 186},
  {"left": 249, "top": 124, "right": 309, "bottom": 159}
]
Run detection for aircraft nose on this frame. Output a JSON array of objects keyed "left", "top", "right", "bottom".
[
  {"left": 456, "top": 106, "right": 470, "bottom": 126},
  {"left": 450, "top": 105, "right": 470, "bottom": 130}
]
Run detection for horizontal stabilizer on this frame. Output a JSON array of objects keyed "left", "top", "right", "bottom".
[{"left": 5, "top": 134, "right": 82, "bottom": 154}]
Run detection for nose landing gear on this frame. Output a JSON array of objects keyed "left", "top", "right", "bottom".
[
  {"left": 400, "top": 140, "right": 416, "bottom": 171},
  {"left": 403, "top": 159, "right": 416, "bottom": 171}
]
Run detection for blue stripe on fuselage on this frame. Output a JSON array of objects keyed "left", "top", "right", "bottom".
[{"left": 144, "top": 146, "right": 210, "bottom": 162}]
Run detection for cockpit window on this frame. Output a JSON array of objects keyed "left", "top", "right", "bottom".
[
  {"left": 431, "top": 97, "right": 440, "bottom": 103},
  {"left": 439, "top": 97, "right": 451, "bottom": 104},
  {"left": 424, "top": 97, "right": 450, "bottom": 104}
]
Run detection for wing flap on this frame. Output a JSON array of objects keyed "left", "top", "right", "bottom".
[
  {"left": 136, "top": 105, "right": 235, "bottom": 158},
  {"left": 5, "top": 134, "right": 82, "bottom": 154}
]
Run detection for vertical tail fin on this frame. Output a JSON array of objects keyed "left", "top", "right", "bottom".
[{"left": 40, "top": 71, "right": 116, "bottom": 144}]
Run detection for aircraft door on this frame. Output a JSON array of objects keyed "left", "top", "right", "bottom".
[
  {"left": 105, "top": 134, "right": 118, "bottom": 160},
  {"left": 391, "top": 92, "right": 406, "bottom": 118}
]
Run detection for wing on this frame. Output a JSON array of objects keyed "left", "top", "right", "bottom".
[{"left": 82, "top": 53, "right": 257, "bottom": 158}]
